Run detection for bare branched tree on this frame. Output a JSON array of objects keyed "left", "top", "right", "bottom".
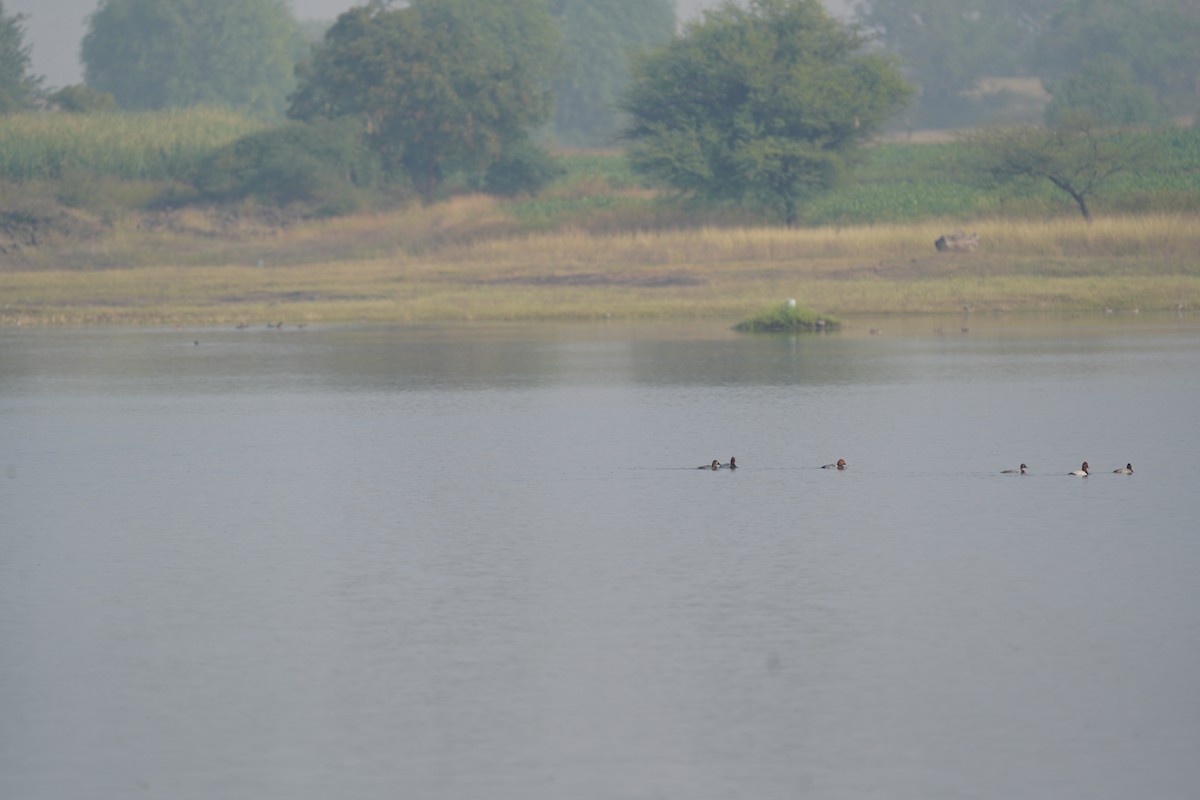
[{"left": 958, "top": 114, "right": 1154, "bottom": 222}]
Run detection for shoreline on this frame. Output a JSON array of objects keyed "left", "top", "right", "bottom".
[{"left": 3, "top": 212, "right": 1198, "bottom": 326}]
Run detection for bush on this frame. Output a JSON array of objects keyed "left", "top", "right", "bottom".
[
  {"left": 195, "top": 119, "right": 379, "bottom": 210},
  {"left": 483, "top": 141, "right": 564, "bottom": 197}
]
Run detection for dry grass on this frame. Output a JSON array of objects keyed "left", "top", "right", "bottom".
[
  {"left": 447, "top": 213, "right": 1200, "bottom": 262},
  {"left": 3, "top": 207, "right": 1198, "bottom": 325}
]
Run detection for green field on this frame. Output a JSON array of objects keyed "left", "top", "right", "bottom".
[
  {"left": 0, "top": 108, "right": 263, "bottom": 182},
  {"left": 523, "top": 128, "right": 1200, "bottom": 228}
]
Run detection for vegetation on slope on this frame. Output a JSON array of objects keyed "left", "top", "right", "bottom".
[{"left": 1, "top": 111, "right": 1198, "bottom": 325}]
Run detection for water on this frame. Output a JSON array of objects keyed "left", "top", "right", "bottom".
[{"left": 3, "top": 317, "right": 1199, "bottom": 800}]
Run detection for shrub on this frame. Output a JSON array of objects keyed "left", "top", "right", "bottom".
[
  {"left": 483, "top": 141, "right": 564, "bottom": 197},
  {"left": 195, "top": 118, "right": 379, "bottom": 210}
]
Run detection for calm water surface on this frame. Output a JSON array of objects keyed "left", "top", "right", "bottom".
[{"left": 2, "top": 316, "right": 1199, "bottom": 800}]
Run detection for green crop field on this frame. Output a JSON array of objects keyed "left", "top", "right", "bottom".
[{"left": 0, "top": 109, "right": 264, "bottom": 182}]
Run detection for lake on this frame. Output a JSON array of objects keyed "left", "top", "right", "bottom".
[{"left": 2, "top": 315, "right": 1199, "bottom": 800}]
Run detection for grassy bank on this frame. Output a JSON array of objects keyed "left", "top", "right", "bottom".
[
  {"left": 3, "top": 210, "right": 1196, "bottom": 325},
  {"left": 1, "top": 114, "right": 1198, "bottom": 325}
]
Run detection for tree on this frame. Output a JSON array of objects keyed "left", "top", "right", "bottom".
[
  {"left": 622, "top": 0, "right": 912, "bottom": 226},
  {"left": 1035, "top": 0, "right": 1200, "bottom": 123},
  {"left": 289, "top": 0, "right": 560, "bottom": 195},
  {"left": 960, "top": 115, "right": 1152, "bottom": 221},
  {"left": 0, "top": 1, "right": 39, "bottom": 113},
  {"left": 855, "top": 0, "right": 1064, "bottom": 128},
  {"left": 82, "top": 0, "right": 300, "bottom": 118},
  {"left": 1043, "top": 55, "right": 1162, "bottom": 128},
  {"left": 549, "top": 0, "right": 675, "bottom": 147}
]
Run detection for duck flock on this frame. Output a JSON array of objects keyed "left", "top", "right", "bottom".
[{"left": 699, "top": 458, "right": 1133, "bottom": 475}]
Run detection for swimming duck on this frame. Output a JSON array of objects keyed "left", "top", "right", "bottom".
[
  {"left": 822, "top": 458, "right": 847, "bottom": 470},
  {"left": 1069, "top": 461, "right": 1089, "bottom": 477},
  {"left": 698, "top": 460, "right": 720, "bottom": 470},
  {"left": 1001, "top": 464, "right": 1028, "bottom": 474},
  {"left": 1113, "top": 463, "right": 1133, "bottom": 474},
  {"left": 721, "top": 457, "right": 737, "bottom": 469}
]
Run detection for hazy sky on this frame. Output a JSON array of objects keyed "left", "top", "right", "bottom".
[{"left": 11, "top": 0, "right": 850, "bottom": 89}]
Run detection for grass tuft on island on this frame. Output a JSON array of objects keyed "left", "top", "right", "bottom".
[{"left": 733, "top": 302, "right": 839, "bottom": 333}]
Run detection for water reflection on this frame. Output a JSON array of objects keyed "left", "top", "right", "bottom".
[{"left": 8, "top": 314, "right": 1194, "bottom": 396}]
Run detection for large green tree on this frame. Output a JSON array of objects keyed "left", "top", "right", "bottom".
[
  {"left": 1035, "top": 0, "right": 1200, "bottom": 123},
  {"left": 623, "top": 0, "right": 912, "bottom": 225},
  {"left": 0, "top": 1, "right": 39, "bottom": 113},
  {"left": 856, "top": 0, "right": 1064, "bottom": 128},
  {"left": 549, "top": 0, "right": 675, "bottom": 147},
  {"left": 82, "top": 0, "right": 300, "bottom": 117},
  {"left": 289, "top": 0, "right": 560, "bottom": 194}
]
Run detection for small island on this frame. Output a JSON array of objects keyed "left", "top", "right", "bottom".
[{"left": 734, "top": 302, "right": 840, "bottom": 333}]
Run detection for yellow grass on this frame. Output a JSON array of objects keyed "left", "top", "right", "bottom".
[
  {"left": 3, "top": 207, "right": 1198, "bottom": 325},
  {"left": 429, "top": 213, "right": 1200, "bottom": 266}
]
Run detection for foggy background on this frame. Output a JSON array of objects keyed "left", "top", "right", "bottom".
[{"left": 10, "top": 0, "right": 852, "bottom": 89}]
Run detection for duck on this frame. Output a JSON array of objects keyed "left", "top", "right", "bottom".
[
  {"left": 1001, "top": 464, "right": 1028, "bottom": 474},
  {"left": 721, "top": 457, "right": 737, "bottom": 469},
  {"left": 1113, "top": 463, "right": 1134, "bottom": 474},
  {"left": 698, "top": 460, "right": 720, "bottom": 470},
  {"left": 1069, "top": 461, "right": 1090, "bottom": 477},
  {"left": 822, "top": 458, "right": 847, "bottom": 470}
]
